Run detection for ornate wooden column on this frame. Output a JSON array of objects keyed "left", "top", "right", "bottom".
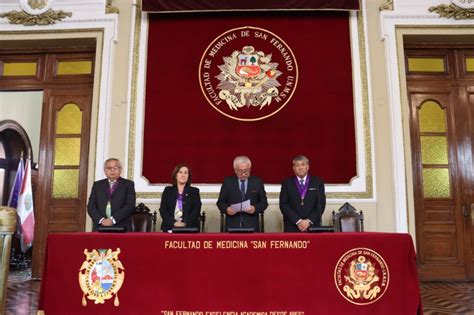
[{"left": 0, "top": 207, "right": 17, "bottom": 313}]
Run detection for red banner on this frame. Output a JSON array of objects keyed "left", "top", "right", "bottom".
[
  {"left": 143, "top": 12, "right": 356, "bottom": 184},
  {"left": 142, "top": 0, "right": 360, "bottom": 12}
]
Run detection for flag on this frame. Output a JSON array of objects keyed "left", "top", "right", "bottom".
[
  {"left": 17, "top": 159, "right": 35, "bottom": 252},
  {"left": 7, "top": 158, "right": 24, "bottom": 209}
]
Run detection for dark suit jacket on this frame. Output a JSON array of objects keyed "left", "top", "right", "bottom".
[
  {"left": 217, "top": 175, "right": 268, "bottom": 232},
  {"left": 87, "top": 177, "right": 136, "bottom": 232},
  {"left": 159, "top": 185, "right": 201, "bottom": 232},
  {"left": 279, "top": 175, "right": 326, "bottom": 232}
]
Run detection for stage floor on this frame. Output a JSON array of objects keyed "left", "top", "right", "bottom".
[{"left": 4, "top": 269, "right": 474, "bottom": 315}]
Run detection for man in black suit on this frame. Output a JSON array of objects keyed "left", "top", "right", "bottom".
[
  {"left": 87, "top": 158, "right": 136, "bottom": 231},
  {"left": 217, "top": 156, "right": 268, "bottom": 232},
  {"left": 279, "top": 155, "right": 326, "bottom": 232}
]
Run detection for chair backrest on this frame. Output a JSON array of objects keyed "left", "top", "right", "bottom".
[
  {"left": 131, "top": 203, "right": 153, "bottom": 232},
  {"left": 219, "top": 212, "right": 264, "bottom": 232},
  {"left": 131, "top": 212, "right": 152, "bottom": 232},
  {"left": 332, "top": 202, "right": 364, "bottom": 232}
]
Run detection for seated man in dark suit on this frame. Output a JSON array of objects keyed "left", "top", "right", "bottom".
[
  {"left": 87, "top": 158, "right": 136, "bottom": 231},
  {"left": 217, "top": 156, "right": 268, "bottom": 232},
  {"left": 279, "top": 155, "right": 326, "bottom": 232}
]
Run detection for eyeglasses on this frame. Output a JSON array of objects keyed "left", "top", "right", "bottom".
[
  {"left": 105, "top": 166, "right": 121, "bottom": 171},
  {"left": 234, "top": 168, "right": 250, "bottom": 174}
]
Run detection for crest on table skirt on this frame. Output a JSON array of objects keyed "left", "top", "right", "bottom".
[
  {"left": 79, "top": 248, "right": 125, "bottom": 307},
  {"left": 334, "top": 248, "right": 390, "bottom": 305}
]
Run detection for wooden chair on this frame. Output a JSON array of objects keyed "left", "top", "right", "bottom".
[
  {"left": 332, "top": 202, "right": 364, "bottom": 232},
  {"left": 131, "top": 203, "right": 153, "bottom": 232},
  {"left": 219, "top": 212, "right": 264, "bottom": 232}
]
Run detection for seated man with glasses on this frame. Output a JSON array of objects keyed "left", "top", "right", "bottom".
[
  {"left": 217, "top": 156, "right": 268, "bottom": 232},
  {"left": 87, "top": 158, "right": 136, "bottom": 231}
]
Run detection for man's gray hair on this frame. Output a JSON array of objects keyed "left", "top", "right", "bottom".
[
  {"left": 292, "top": 155, "right": 309, "bottom": 165},
  {"left": 233, "top": 155, "right": 252, "bottom": 168},
  {"left": 104, "top": 158, "right": 122, "bottom": 169}
]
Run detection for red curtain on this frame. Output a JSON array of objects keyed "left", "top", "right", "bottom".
[
  {"left": 142, "top": 0, "right": 360, "bottom": 12},
  {"left": 143, "top": 11, "right": 356, "bottom": 184}
]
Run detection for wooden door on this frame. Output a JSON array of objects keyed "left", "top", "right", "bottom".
[
  {"left": 461, "top": 83, "right": 474, "bottom": 279},
  {"left": 33, "top": 88, "right": 92, "bottom": 276},
  {"left": 0, "top": 48, "right": 95, "bottom": 277},
  {"left": 406, "top": 47, "right": 474, "bottom": 281}
]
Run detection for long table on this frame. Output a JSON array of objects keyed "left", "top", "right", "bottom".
[{"left": 38, "top": 232, "right": 422, "bottom": 314}]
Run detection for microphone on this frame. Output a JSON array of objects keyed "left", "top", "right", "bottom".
[{"left": 226, "top": 179, "right": 255, "bottom": 234}]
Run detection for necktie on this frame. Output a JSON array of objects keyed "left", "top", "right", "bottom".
[
  {"left": 106, "top": 180, "right": 115, "bottom": 218},
  {"left": 240, "top": 180, "right": 246, "bottom": 198},
  {"left": 300, "top": 179, "right": 304, "bottom": 186}
]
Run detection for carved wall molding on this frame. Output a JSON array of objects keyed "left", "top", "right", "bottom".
[
  {"left": 380, "top": 0, "right": 394, "bottom": 11},
  {"left": 19, "top": 0, "right": 51, "bottom": 15},
  {"left": 0, "top": 8, "right": 72, "bottom": 25},
  {"left": 429, "top": 3, "right": 474, "bottom": 19},
  {"left": 105, "top": 4, "right": 119, "bottom": 14}
]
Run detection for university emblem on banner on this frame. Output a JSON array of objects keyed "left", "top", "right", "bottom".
[
  {"left": 334, "top": 248, "right": 389, "bottom": 305},
  {"left": 79, "top": 248, "right": 125, "bottom": 307},
  {"left": 199, "top": 26, "right": 298, "bottom": 121}
]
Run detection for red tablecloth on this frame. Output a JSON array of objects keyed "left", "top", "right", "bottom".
[{"left": 38, "top": 232, "right": 422, "bottom": 314}]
